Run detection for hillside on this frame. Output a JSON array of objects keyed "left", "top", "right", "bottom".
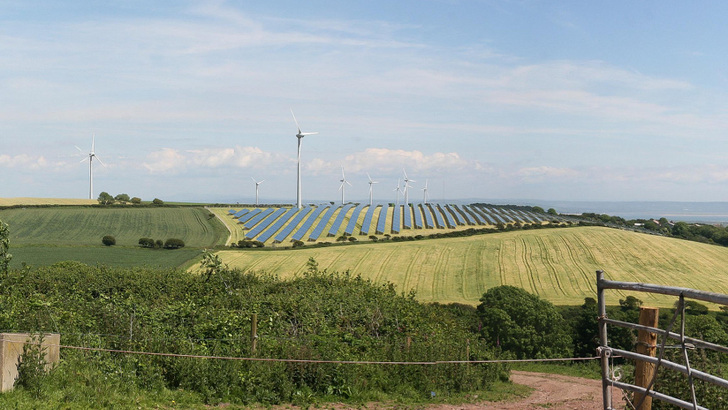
[{"left": 204, "top": 226, "right": 728, "bottom": 307}]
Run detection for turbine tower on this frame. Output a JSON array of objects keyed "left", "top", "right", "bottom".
[
  {"left": 76, "top": 134, "right": 105, "bottom": 200},
  {"left": 402, "top": 169, "right": 415, "bottom": 206},
  {"left": 367, "top": 173, "right": 379, "bottom": 206},
  {"left": 251, "top": 177, "right": 265, "bottom": 205},
  {"left": 291, "top": 109, "right": 318, "bottom": 209},
  {"left": 393, "top": 179, "right": 402, "bottom": 207},
  {"left": 339, "top": 166, "right": 351, "bottom": 205},
  {"left": 422, "top": 179, "right": 429, "bottom": 204}
]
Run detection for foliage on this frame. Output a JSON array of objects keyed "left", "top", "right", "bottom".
[
  {"left": 138, "top": 237, "right": 155, "bottom": 248},
  {"left": 0, "top": 262, "right": 507, "bottom": 406},
  {"left": 292, "top": 239, "right": 305, "bottom": 248},
  {"left": 14, "top": 334, "right": 48, "bottom": 398},
  {"left": 152, "top": 198, "right": 164, "bottom": 205},
  {"left": 163, "top": 238, "right": 185, "bottom": 249},
  {"left": 114, "top": 193, "right": 131, "bottom": 203},
  {"left": 102, "top": 235, "right": 116, "bottom": 246},
  {"left": 478, "top": 286, "right": 573, "bottom": 359},
  {"left": 0, "top": 218, "right": 10, "bottom": 276},
  {"left": 131, "top": 197, "right": 142, "bottom": 204},
  {"left": 97, "top": 191, "right": 115, "bottom": 205}
]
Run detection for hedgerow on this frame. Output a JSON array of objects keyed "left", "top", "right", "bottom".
[{"left": 0, "top": 259, "right": 507, "bottom": 406}]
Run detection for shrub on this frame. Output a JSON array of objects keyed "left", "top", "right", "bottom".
[
  {"left": 155, "top": 239, "right": 163, "bottom": 249},
  {"left": 163, "top": 238, "right": 185, "bottom": 249},
  {"left": 138, "top": 237, "right": 155, "bottom": 248},
  {"left": 152, "top": 198, "right": 164, "bottom": 206},
  {"left": 131, "top": 197, "right": 142, "bottom": 204},
  {"left": 292, "top": 239, "right": 305, "bottom": 248},
  {"left": 102, "top": 235, "right": 116, "bottom": 246}
]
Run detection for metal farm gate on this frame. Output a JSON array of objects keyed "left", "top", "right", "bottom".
[{"left": 597, "top": 270, "right": 728, "bottom": 409}]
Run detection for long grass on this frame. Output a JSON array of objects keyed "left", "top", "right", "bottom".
[
  {"left": 204, "top": 226, "right": 728, "bottom": 307},
  {"left": 9, "top": 245, "right": 201, "bottom": 269}
]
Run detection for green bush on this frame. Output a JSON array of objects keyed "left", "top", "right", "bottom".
[
  {"left": 138, "top": 237, "right": 155, "bottom": 248},
  {"left": 163, "top": 238, "right": 185, "bottom": 249},
  {"left": 101, "top": 235, "right": 116, "bottom": 246}
]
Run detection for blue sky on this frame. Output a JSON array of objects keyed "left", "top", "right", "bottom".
[{"left": 3, "top": 0, "right": 728, "bottom": 204}]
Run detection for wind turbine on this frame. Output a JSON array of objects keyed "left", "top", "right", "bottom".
[
  {"left": 76, "top": 134, "right": 105, "bottom": 200},
  {"left": 251, "top": 177, "right": 265, "bottom": 205},
  {"left": 393, "top": 179, "right": 402, "bottom": 207},
  {"left": 339, "top": 166, "right": 351, "bottom": 205},
  {"left": 402, "top": 169, "right": 415, "bottom": 206},
  {"left": 291, "top": 109, "right": 318, "bottom": 209},
  {"left": 367, "top": 173, "right": 379, "bottom": 206},
  {"left": 422, "top": 179, "right": 429, "bottom": 204}
]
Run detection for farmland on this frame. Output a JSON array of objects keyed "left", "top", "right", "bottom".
[
  {"left": 0, "top": 207, "right": 227, "bottom": 268},
  {"left": 205, "top": 226, "right": 728, "bottom": 307}
]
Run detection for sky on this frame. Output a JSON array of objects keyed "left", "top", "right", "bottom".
[{"left": 3, "top": 0, "right": 728, "bottom": 204}]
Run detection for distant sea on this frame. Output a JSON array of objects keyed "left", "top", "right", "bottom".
[{"left": 521, "top": 201, "right": 728, "bottom": 225}]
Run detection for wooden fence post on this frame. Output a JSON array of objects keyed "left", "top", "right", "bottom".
[
  {"left": 635, "top": 306, "right": 659, "bottom": 410},
  {"left": 251, "top": 313, "right": 258, "bottom": 354}
]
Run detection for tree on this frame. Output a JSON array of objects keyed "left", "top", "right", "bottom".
[
  {"left": 131, "top": 197, "right": 142, "bottom": 204},
  {"left": 0, "top": 219, "right": 11, "bottom": 275},
  {"left": 155, "top": 239, "right": 163, "bottom": 249},
  {"left": 532, "top": 206, "right": 545, "bottom": 214},
  {"left": 114, "top": 193, "right": 130, "bottom": 203},
  {"left": 138, "top": 238, "right": 155, "bottom": 248},
  {"left": 164, "top": 238, "right": 185, "bottom": 249},
  {"left": 97, "top": 192, "right": 115, "bottom": 205},
  {"left": 102, "top": 235, "right": 116, "bottom": 246},
  {"left": 547, "top": 208, "right": 558, "bottom": 215},
  {"left": 152, "top": 198, "right": 164, "bottom": 206},
  {"left": 477, "top": 286, "right": 572, "bottom": 359}
]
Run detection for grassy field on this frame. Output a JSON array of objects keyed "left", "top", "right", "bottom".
[
  {"left": 0, "top": 207, "right": 227, "bottom": 268},
  {"left": 9, "top": 246, "right": 201, "bottom": 269},
  {"left": 203, "top": 226, "right": 728, "bottom": 307},
  {"left": 0, "top": 207, "right": 227, "bottom": 247}
]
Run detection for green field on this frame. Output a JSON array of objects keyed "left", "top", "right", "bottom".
[
  {"left": 0, "top": 207, "right": 227, "bottom": 268},
  {"left": 204, "top": 226, "right": 728, "bottom": 307}
]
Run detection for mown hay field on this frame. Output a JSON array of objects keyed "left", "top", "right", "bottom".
[
  {"left": 0, "top": 207, "right": 227, "bottom": 248},
  {"left": 205, "top": 226, "right": 728, "bottom": 307},
  {"left": 0, "top": 197, "right": 97, "bottom": 206}
]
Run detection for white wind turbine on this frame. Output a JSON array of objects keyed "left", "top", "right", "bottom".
[
  {"left": 422, "top": 179, "right": 429, "bottom": 204},
  {"left": 339, "top": 166, "right": 352, "bottom": 205},
  {"left": 76, "top": 134, "right": 105, "bottom": 200},
  {"left": 291, "top": 109, "right": 318, "bottom": 209},
  {"left": 393, "top": 179, "right": 402, "bottom": 207},
  {"left": 367, "top": 173, "right": 379, "bottom": 206},
  {"left": 402, "top": 169, "right": 415, "bottom": 206},
  {"left": 251, "top": 177, "right": 265, "bottom": 205}
]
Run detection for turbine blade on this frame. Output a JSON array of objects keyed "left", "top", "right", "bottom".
[
  {"left": 95, "top": 156, "right": 106, "bottom": 166},
  {"left": 75, "top": 145, "right": 83, "bottom": 154},
  {"left": 259, "top": 180, "right": 265, "bottom": 184},
  {"left": 290, "top": 109, "right": 301, "bottom": 134},
  {"left": 346, "top": 180, "right": 352, "bottom": 187},
  {"left": 300, "top": 132, "right": 318, "bottom": 136}
]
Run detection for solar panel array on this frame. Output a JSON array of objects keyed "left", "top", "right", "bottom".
[{"left": 225, "top": 203, "right": 553, "bottom": 245}]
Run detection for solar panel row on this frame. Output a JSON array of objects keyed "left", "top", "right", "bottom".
[
  {"left": 392, "top": 205, "right": 401, "bottom": 233},
  {"left": 360, "top": 205, "right": 378, "bottom": 235},
  {"left": 243, "top": 208, "right": 274, "bottom": 229},
  {"left": 344, "top": 204, "right": 366, "bottom": 235},
  {"left": 438, "top": 204, "right": 457, "bottom": 228},
  {"left": 402, "top": 204, "right": 412, "bottom": 229},
  {"left": 327, "top": 204, "right": 355, "bottom": 237},
  {"left": 412, "top": 204, "right": 423, "bottom": 228},
  {"left": 238, "top": 209, "right": 261, "bottom": 224},
  {"left": 453, "top": 205, "right": 476, "bottom": 225},
  {"left": 292, "top": 206, "right": 328, "bottom": 241},
  {"left": 273, "top": 207, "right": 311, "bottom": 242},
  {"left": 309, "top": 205, "right": 339, "bottom": 241},
  {"left": 247, "top": 207, "right": 290, "bottom": 240},
  {"left": 375, "top": 205, "right": 388, "bottom": 234}
]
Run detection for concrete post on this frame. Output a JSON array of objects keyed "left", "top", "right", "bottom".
[{"left": 0, "top": 333, "right": 60, "bottom": 392}]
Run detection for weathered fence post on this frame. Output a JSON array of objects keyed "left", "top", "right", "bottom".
[
  {"left": 597, "top": 270, "right": 612, "bottom": 410},
  {"left": 251, "top": 313, "right": 258, "bottom": 354},
  {"left": 634, "top": 306, "right": 659, "bottom": 410}
]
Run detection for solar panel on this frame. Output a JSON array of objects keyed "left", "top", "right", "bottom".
[
  {"left": 444, "top": 205, "right": 465, "bottom": 226},
  {"left": 490, "top": 207, "right": 514, "bottom": 223},
  {"left": 228, "top": 209, "right": 236, "bottom": 214},
  {"left": 392, "top": 205, "right": 401, "bottom": 233},
  {"left": 238, "top": 209, "right": 261, "bottom": 224},
  {"left": 375, "top": 204, "right": 389, "bottom": 234},
  {"left": 343, "top": 203, "right": 366, "bottom": 235},
  {"left": 274, "top": 207, "right": 312, "bottom": 242},
  {"left": 428, "top": 204, "right": 446, "bottom": 228},
  {"left": 437, "top": 204, "right": 457, "bottom": 228},
  {"left": 328, "top": 203, "right": 355, "bottom": 237},
  {"left": 412, "top": 204, "right": 423, "bottom": 228},
  {"left": 245, "top": 207, "right": 287, "bottom": 239},
  {"left": 453, "top": 205, "right": 476, "bottom": 225},
  {"left": 243, "top": 208, "right": 275, "bottom": 229},
  {"left": 292, "top": 206, "right": 327, "bottom": 241},
  {"left": 309, "top": 205, "right": 339, "bottom": 241},
  {"left": 402, "top": 203, "right": 412, "bottom": 229},
  {"left": 233, "top": 209, "right": 250, "bottom": 218},
  {"left": 256, "top": 207, "right": 299, "bottom": 243},
  {"left": 462, "top": 205, "right": 486, "bottom": 224},
  {"left": 420, "top": 204, "right": 435, "bottom": 228},
  {"left": 360, "top": 205, "right": 379, "bottom": 235},
  {"left": 484, "top": 207, "right": 506, "bottom": 223},
  {"left": 470, "top": 206, "right": 494, "bottom": 224}
]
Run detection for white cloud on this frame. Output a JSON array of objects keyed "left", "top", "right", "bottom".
[
  {"left": 305, "top": 148, "right": 479, "bottom": 175},
  {"left": 0, "top": 154, "right": 49, "bottom": 169},
  {"left": 142, "top": 146, "right": 289, "bottom": 174}
]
